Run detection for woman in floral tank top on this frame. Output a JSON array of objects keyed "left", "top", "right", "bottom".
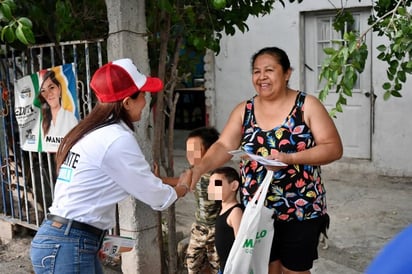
[{"left": 185, "top": 47, "right": 343, "bottom": 274}]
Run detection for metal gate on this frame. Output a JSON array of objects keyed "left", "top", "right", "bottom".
[{"left": 0, "top": 39, "right": 106, "bottom": 230}]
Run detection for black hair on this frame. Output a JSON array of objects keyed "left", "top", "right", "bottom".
[
  {"left": 211, "top": 166, "right": 241, "bottom": 191},
  {"left": 251, "top": 46, "right": 291, "bottom": 73},
  {"left": 129, "top": 91, "right": 140, "bottom": 99},
  {"left": 186, "top": 126, "right": 219, "bottom": 150}
]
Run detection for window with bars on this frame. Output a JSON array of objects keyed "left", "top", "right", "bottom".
[{"left": 315, "top": 14, "right": 361, "bottom": 90}]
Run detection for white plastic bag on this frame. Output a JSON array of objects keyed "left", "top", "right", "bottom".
[{"left": 224, "top": 170, "right": 274, "bottom": 274}]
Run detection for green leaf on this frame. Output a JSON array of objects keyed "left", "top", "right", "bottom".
[
  {"left": 329, "top": 108, "right": 337, "bottom": 118},
  {"left": 1, "top": 2, "right": 12, "bottom": 20},
  {"left": 387, "top": 70, "right": 394, "bottom": 81},
  {"left": 397, "top": 7, "right": 407, "bottom": 16},
  {"left": 342, "top": 85, "right": 352, "bottom": 97},
  {"left": 321, "top": 69, "right": 329, "bottom": 81},
  {"left": 22, "top": 25, "right": 35, "bottom": 44},
  {"left": 332, "top": 69, "right": 339, "bottom": 82},
  {"left": 18, "top": 17, "right": 32, "bottom": 28},
  {"left": 319, "top": 87, "right": 329, "bottom": 102},
  {"left": 343, "top": 47, "right": 351, "bottom": 61},
  {"left": 388, "top": 61, "right": 398, "bottom": 75},
  {"left": 1, "top": 25, "right": 14, "bottom": 42},
  {"left": 344, "top": 67, "right": 355, "bottom": 86},
  {"left": 377, "top": 52, "right": 386, "bottom": 60},
  {"left": 212, "top": 0, "right": 227, "bottom": 10},
  {"left": 1, "top": 25, "right": 7, "bottom": 41},
  {"left": 335, "top": 84, "right": 342, "bottom": 94},
  {"left": 15, "top": 24, "right": 28, "bottom": 45},
  {"left": 339, "top": 94, "right": 347, "bottom": 105},
  {"left": 376, "top": 44, "right": 387, "bottom": 52},
  {"left": 3, "top": 0, "right": 16, "bottom": 10},
  {"left": 405, "top": 61, "right": 412, "bottom": 72},
  {"left": 335, "top": 102, "right": 343, "bottom": 112},
  {"left": 382, "top": 82, "right": 391, "bottom": 90},
  {"left": 383, "top": 91, "right": 391, "bottom": 101},
  {"left": 398, "top": 70, "right": 406, "bottom": 83},
  {"left": 323, "top": 47, "right": 336, "bottom": 55},
  {"left": 391, "top": 90, "right": 402, "bottom": 97}
]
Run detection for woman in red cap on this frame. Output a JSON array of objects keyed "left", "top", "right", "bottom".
[{"left": 30, "top": 58, "right": 190, "bottom": 274}]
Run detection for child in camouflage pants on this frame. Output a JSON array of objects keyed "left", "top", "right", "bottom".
[{"left": 185, "top": 127, "right": 221, "bottom": 273}]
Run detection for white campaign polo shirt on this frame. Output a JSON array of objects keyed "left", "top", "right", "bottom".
[{"left": 49, "top": 121, "right": 177, "bottom": 230}]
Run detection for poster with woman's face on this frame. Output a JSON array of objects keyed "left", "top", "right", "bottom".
[{"left": 14, "top": 63, "right": 79, "bottom": 152}]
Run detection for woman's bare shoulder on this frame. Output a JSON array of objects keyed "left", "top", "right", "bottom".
[
  {"left": 302, "top": 92, "right": 320, "bottom": 102},
  {"left": 303, "top": 92, "right": 326, "bottom": 110},
  {"left": 228, "top": 100, "right": 249, "bottom": 120},
  {"left": 234, "top": 100, "right": 248, "bottom": 109}
]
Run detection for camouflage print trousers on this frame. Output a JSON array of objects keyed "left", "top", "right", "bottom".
[{"left": 186, "top": 222, "right": 220, "bottom": 274}]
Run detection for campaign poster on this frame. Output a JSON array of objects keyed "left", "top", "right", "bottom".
[{"left": 14, "top": 63, "right": 79, "bottom": 152}]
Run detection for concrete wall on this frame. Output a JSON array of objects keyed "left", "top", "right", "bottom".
[{"left": 211, "top": 0, "right": 412, "bottom": 176}]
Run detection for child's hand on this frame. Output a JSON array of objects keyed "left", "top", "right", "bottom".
[
  {"left": 179, "top": 168, "right": 193, "bottom": 191},
  {"left": 153, "top": 162, "right": 160, "bottom": 177}
]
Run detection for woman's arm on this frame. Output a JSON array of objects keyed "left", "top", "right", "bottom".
[
  {"left": 162, "top": 177, "right": 179, "bottom": 186},
  {"left": 189, "top": 102, "right": 246, "bottom": 189},
  {"left": 272, "top": 94, "right": 343, "bottom": 166}
]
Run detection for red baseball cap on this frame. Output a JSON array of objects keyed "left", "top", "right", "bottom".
[{"left": 90, "top": 58, "right": 163, "bottom": 102}]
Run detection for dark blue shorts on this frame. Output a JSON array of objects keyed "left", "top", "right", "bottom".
[{"left": 270, "top": 214, "right": 330, "bottom": 271}]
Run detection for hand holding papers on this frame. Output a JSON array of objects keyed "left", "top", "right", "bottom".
[
  {"left": 99, "top": 235, "right": 134, "bottom": 266},
  {"left": 229, "top": 150, "right": 287, "bottom": 167}
]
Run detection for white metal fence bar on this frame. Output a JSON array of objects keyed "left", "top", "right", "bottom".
[{"left": 0, "top": 39, "right": 106, "bottom": 230}]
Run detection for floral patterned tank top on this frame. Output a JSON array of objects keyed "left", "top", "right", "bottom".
[{"left": 240, "top": 91, "right": 327, "bottom": 222}]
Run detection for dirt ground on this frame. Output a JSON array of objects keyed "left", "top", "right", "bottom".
[{"left": 1, "top": 154, "right": 412, "bottom": 273}]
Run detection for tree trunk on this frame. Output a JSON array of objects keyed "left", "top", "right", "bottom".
[
  {"left": 105, "top": 0, "right": 162, "bottom": 273},
  {"left": 152, "top": 7, "right": 185, "bottom": 273}
]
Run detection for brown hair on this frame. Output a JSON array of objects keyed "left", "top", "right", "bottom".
[
  {"left": 38, "top": 70, "right": 61, "bottom": 136},
  {"left": 55, "top": 100, "right": 134, "bottom": 172}
]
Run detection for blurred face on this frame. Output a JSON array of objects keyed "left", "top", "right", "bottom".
[
  {"left": 40, "top": 78, "right": 61, "bottom": 109},
  {"left": 186, "top": 136, "right": 204, "bottom": 166},
  {"left": 123, "top": 92, "right": 146, "bottom": 122},
  {"left": 208, "top": 173, "right": 236, "bottom": 201},
  {"left": 252, "top": 53, "right": 291, "bottom": 97},
  {"left": 208, "top": 174, "right": 223, "bottom": 200}
]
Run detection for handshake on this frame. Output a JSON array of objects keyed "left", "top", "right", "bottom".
[{"left": 154, "top": 162, "right": 194, "bottom": 198}]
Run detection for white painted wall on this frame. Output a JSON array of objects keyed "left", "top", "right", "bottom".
[
  {"left": 371, "top": 33, "right": 412, "bottom": 176},
  {"left": 211, "top": 0, "right": 412, "bottom": 176}
]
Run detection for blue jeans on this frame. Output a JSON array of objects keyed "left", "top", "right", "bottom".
[{"left": 30, "top": 220, "right": 105, "bottom": 274}]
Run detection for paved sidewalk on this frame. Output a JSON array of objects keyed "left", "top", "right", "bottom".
[{"left": 172, "top": 147, "right": 412, "bottom": 274}]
